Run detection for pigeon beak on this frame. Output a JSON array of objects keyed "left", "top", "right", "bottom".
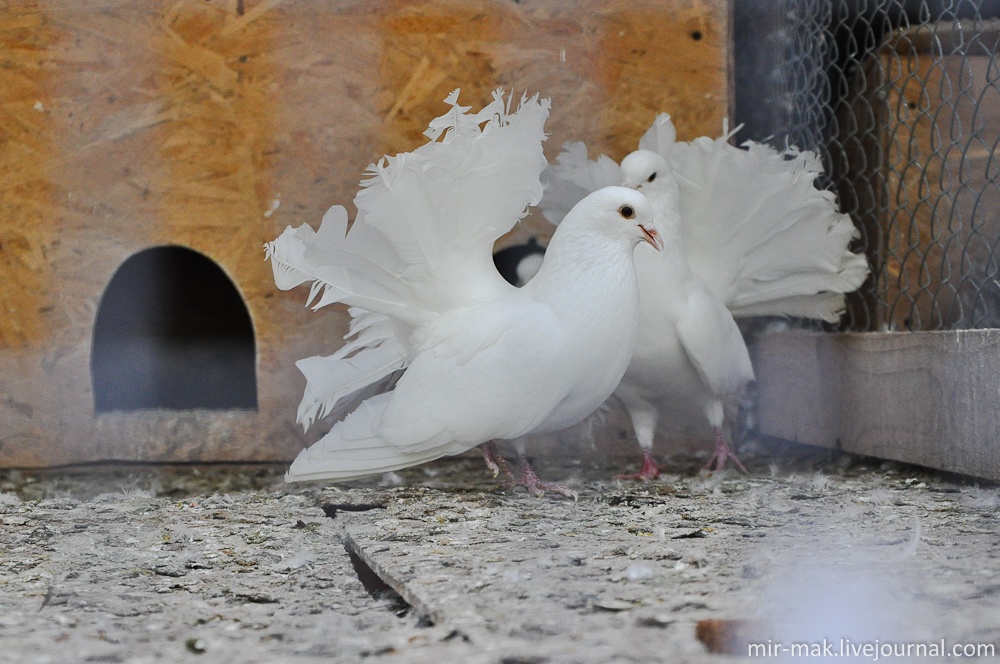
[{"left": 639, "top": 224, "right": 663, "bottom": 252}]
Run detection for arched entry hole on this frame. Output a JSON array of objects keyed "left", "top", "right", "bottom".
[{"left": 92, "top": 246, "right": 257, "bottom": 412}]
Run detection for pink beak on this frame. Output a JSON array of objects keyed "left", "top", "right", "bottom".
[{"left": 640, "top": 224, "right": 663, "bottom": 251}]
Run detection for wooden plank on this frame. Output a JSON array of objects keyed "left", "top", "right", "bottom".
[{"left": 752, "top": 329, "right": 1000, "bottom": 481}]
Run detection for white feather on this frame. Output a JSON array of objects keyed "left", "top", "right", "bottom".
[
  {"left": 265, "top": 90, "right": 551, "bottom": 443},
  {"left": 294, "top": 342, "right": 406, "bottom": 431},
  {"left": 673, "top": 131, "right": 868, "bottom": 321}
]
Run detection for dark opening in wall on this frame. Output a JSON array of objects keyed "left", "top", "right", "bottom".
[{"left": 92, "top": 246, "right": 257, "bottom": 412}]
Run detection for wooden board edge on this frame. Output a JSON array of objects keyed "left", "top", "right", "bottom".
[{"left": 751, "top": 329, "right": 1000, "bottom": 482}]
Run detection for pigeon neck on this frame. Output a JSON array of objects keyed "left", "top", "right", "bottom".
[
  {"left": 527, "top": 225, "right": 639, "bottom": 317},
  {"left": 646, "top": 189, "right": 689, "bottom": 267}
]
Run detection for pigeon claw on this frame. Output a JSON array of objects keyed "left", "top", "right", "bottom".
[
  {"left": 514, "top": 453, "right": 578, "bottom": 501},
  {"left": 484, "top": 457, "right": 500, "bottom": 478},
  {"left": 702, "top": 428, "right": 749, "bottom": 475},
  {"left": 481, "top": 442, "right": 516, "bottom": 484},
  {"left": 517, "top": 481, "right": 578, "bottom": 502},
  {"left": 615, "top": 448, "right": 662, "bottom": 481}
]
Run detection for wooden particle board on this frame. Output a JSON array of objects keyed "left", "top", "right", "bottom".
[
  {"left": 0, "top": 7, "right": 59, "bottom": 349},
  {"left": 752, "top": 329, "right": 1000, "bottom": 482},
  {"left": 0, "top": 0, "right": 732, "bottom": 467}
]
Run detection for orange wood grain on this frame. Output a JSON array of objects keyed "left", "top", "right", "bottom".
[{"left": 0, "top": 3, "right": 58, "bottom": 349}]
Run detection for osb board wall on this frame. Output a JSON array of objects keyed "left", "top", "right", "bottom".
[
  {"left": 0, "top": 0, "right": 730, "bottom": 466},
  {"left": 873, "top": 24, "right": 1000, "bottom": 331},
  {"left": 0, "top": 8, "right": 57, "bottom": 349}
]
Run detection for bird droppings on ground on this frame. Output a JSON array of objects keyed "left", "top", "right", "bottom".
[{"left": 1, "top": 447, "right": 998, "bottom": 663}]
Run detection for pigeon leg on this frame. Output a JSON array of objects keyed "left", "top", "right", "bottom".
[
  {"left": 703, "top": 426, "right": 749, "bottom": 474},
  {"left": 617, "top": 404, "right": 661, "bottom": 480},
  {"left": 513, "top": 445, "right": 578, "bottom": 500},
  {"left": 480, "top": 441, "right": 516, "bottom": 485}
]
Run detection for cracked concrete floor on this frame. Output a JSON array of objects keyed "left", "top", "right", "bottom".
[{"left": 1, "top": 447, "right": 998, "bottom": 663}]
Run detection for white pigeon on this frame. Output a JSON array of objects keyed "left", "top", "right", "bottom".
[
  {"left": 265, "top": 90, "right": 661, "bottom": 496},
  {"left": 540, "top": 114, "right": 870, "bottom": 478}
]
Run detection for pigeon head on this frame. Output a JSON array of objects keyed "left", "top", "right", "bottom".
[
  {"left": 620, "top": 149, "right": 678, "bottom": 197},
  {"left": 565, "top": 186, "right": 662, "bottom": 252}
]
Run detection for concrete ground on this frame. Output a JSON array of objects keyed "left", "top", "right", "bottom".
[{"left": 1, "top": 444, "right": 998, "bottom": 663}]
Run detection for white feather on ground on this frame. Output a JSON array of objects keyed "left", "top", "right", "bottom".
[
  {"left": 539, "top": 114, "right": 870, "bottom": 477},
  {"left": 265, "top": 90, "right": 660, "bottom": 496}
]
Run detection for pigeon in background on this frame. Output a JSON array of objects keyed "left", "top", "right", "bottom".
[
  {"left": 613, "top": 150, "right": 755, "bottom": 475},
  {"left": 493, "top": 237, "right": 546, "bottom": 287},
  {"left": 265, "top": 90, "right": 661, "bottom": 497},
  {"left": 540, "top": 114, "right": 869, "bottom": 478}
]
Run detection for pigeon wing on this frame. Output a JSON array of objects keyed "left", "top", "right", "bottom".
[{"left": 674, "top": 287, "right": 755, "bottom": 401}]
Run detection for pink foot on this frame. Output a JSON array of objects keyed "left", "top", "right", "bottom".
[
  {"left": 703, "top": 428, "right": 749, "bottom": 474},
  {"left": 480, "top": 442, "right": 516, "bottom": 485},
  {"left": 515, "top": 453, "right": 578, "bottom": 500},
  {"left": 616, "top": 448, "right": 662, "bottom": 480}
]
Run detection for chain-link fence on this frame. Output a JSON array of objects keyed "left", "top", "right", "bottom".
[{"left": 735, "top": 0, "right": 1000, "bottom": 331}]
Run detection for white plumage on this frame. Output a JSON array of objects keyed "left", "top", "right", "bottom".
[
  {"left": 540, "top": 114, "right": 870, "bottom": 477},
  {"left": 266, "top": 90, "right": 660, "bottom": 494}
]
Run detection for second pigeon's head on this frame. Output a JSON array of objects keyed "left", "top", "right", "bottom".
[
  {"left": 562, "top": 186, "right": 661, "bottom": 252},
  {"left": 620, "top": 149, "right": 680, "bottom": 201}
]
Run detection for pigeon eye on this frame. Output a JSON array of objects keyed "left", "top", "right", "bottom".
[
  {"left": 647, "top": 172, "right": 657, "bottom": 183},
  {"left": 619, "top": 205, "right": 635, "bottom": 219}
]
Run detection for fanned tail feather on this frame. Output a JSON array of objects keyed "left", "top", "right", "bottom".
[
  {"left": 731, "top": 292, "right": 847, "bottom": 322},
  {"left": 540, "top": 141, "right": 622, "bottom": 225},
  {"left": 354, "top": 89, "right": 550, "bottom": 306},
  {"left": 637, "top": 113, "right": 678, "bottom": 158},
  {"left": 267, "top": 89, "right": 550, "bottom": 323},
  {"left": 542, "top": 115, "right": 870, "bottom": 324},
  {"left": 675, "top": 133, "right": 870, "bottom": 320},
  {"left": 264, "top": 206, "right": 413, "bottom": 322},
  {"left": 285, "top": 393, "right": 459, "bottom": 482}
]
